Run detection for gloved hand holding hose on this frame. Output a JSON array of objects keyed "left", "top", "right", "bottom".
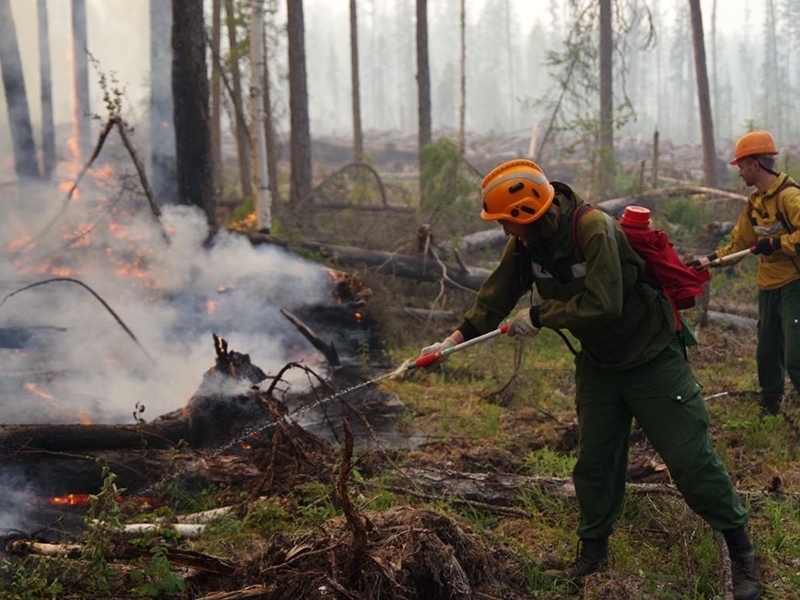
[
  {"left": 420, "top": 335, "right": 458, "bottom": 358},
  {"left": 686, "top": 253, "right": 719, "bottom": 269},
  {"left": 411, "top": 326, "right": 509, "bottom": 372},
  {"left": 687, "top": 247, "right": 757, "bottom": 269},
  {"left": 508, "top": 307, "right": 541, "bottom": 337}
]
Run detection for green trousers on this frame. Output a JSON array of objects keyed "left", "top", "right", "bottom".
[
  {"left": 573, "top": 337, "right": 748, "bottom": 540},
  {"left": 757, "top": 278, "right": 800, "bottom": 404}
]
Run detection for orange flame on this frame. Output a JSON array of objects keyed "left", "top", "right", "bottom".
[
  {"left": 50, "top": 493, "right": 91, "bottom": 506},
  {"left": 24, "top": 382, "right": 53, "bottom": 399}
]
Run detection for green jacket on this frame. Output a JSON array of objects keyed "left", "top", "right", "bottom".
[{"left": 458, "top": 183, "right": 676, "bottom": 370}]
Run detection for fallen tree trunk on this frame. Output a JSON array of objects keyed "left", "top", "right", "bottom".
[
  {"left": 392, "top": 467, "right": 772, "bottom": 509},
  {"left": 5, "top": 448, "right": 199, "bottom": 497},
  {"left": 707, "top": 301, "right": 758, "bottom": 320},
  {"left": 595, "top": 184, "right": 747, "bottom": 216},
  {"left": 704, "top": 310, "right": 757, "bottom": 331},
  {"left": 0, "top": 422, "right": 189, "bottom": 452},
  {"left": 290, "top": 238, "right": 491, "bottom": 291}
]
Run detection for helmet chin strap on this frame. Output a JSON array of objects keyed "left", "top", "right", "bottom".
[{"left": 756, "top": 160, "right": 779, "bottom": 177}]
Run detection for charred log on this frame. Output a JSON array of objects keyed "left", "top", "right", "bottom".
[{"left": 0, "top": 422, "right": 189, "bottom": 452}]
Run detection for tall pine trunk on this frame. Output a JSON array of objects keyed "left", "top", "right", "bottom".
[
  {"left": 223, "top": 0, "right": 253, "bottom": 200},
  {"left": 458, "top": 0, "right": 466, "bottom": 155},
  {"left": 349, "top": 0, "right": 363, "bottom": 162},
  {"left": 71, "top": 0, "right": 91, "bottom": 163},
  {"left": 689, "top": 0, "right": 718, "bottom": 188},
  {"left": 210, "top": 0, "right": 223, "bottom": 198},
  {"left": 416, "top": 0, "right": 431, "bottom": 201},
  {"left": 598, "top": 0, "right": 614, "bottom": 199},
  {"left": 36, "top": 0, "right": 55, "bottom": 178},
  {"left": 287, "top": 0, "right": 312, "bottom": 207},
  {"left": 150, "top": 0, "right": 176, "bottom": 204},
  {"left": 0, "top": 0, "right": 39, "bottom": 179},
  {"left": 172, "top": 0, "right": 214, "bottom": 225}
]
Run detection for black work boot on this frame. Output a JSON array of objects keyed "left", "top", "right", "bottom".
[
  {"left": 550, "top": 538, "right": 608, "bottom": 581},
  {"left": 760, "top": 394, "right": 781, "bottom": 415},
  {"left": 722, "top": 526, "right": 763, "bottom": 600}
]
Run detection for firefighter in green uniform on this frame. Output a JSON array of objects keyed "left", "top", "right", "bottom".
[
  {"left": 420, "top": 159, "right": 762, "bottom": 600},
  {"left": 690, "top": 129, "right": 800, "bottom": 416}
]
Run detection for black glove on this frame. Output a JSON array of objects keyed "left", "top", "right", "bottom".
[
  {"left": 686, "top": 253, "right": 717, "bottom": 269},
  {"left": 753, "top": 237, "right": 781, "bottom": 256}
]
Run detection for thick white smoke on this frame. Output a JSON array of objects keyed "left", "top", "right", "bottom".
[{"left": 0, "top": 181, "right": 332, "bottom": 425}]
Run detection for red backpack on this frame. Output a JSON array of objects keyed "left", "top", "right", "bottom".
[{"left": 571, "top": 204, "right": 710, "bottom": 330}]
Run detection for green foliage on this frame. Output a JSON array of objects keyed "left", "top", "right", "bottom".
[
  {"left": 81, "top": 461, "right": 126, "bottom": 593},
  {"left": 528, "top": 1, "right": 651, "bottom": 198},
  {"left": 419, "top": 138, "right": 481, "bottom": 233},
  {"left": 0, "top": 557, "right": 67, "bottom": 599},
  {"left": 659, "top": 197, "right": 715, "bottom": 234},
  {"left": 232, "top": 195, "right": 256, "bottom": 223},
  {"left": 522, "top": 447, "right": 576, "bottom": 478},
  {"left": 296, "top": 481, "right": 339, "bottom": 525},
  {"left": 129, "top": 531, "right": 186, "bottom": 597}
]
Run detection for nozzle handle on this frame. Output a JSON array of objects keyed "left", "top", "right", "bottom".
[
  {"left": 411, "top": 324, "right": 511, "bottom": 369},
  {"left": 709, "top": 247, "right": 755, "bottom": 266}
]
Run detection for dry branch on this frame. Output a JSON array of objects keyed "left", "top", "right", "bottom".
[
  {"left": 280, "top": 308, "right": 340, "bottom": 366},
  {"left": 6, "top": 539, "right": 236, "bottom": 575},
  {"left": 195, "top": 585, "right": 272, "bottom": 600},
  {"left": 336, "top": 420, "right": 367, "bottom": 588}
]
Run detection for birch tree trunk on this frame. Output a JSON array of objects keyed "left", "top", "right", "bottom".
[
  {"left": 224, "top": 0, "right": 253, "bottom": 199},
  {"left": 250, "top": 0, "right": 272, "bottom": 232},
  {"left": 287, "top": 0, "right": 313, "bottom": 207},
  {"left": 261, "top": 12, "right": 279, "bottom": 210},
  {"left": 0, "top": 0, "right": 39, "bottom": 179},
  {"left": 71, "top": 0, "right": 91, "bottom": 163},
  {"left": 688, "top": 0, "right": 718, "bottom": 188},
  {"left": 36, "top": 0, "right": 56, "bottom": 178},
  {"left": 150, "top": 0, "right": 176, "bottom": 204},
  {"left": 349, "top": 0, "right": 363, "bottom": 162}
]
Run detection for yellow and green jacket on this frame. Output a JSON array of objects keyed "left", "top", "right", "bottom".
[
  {"left": 457, "top": 183, "right": 676, "bottom": 371},
  {"left": 716, "top": 172, "right": 800, "bottom": 290}
]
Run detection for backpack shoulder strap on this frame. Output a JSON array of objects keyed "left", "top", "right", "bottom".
[{"left": 775, "top": 179, "right": 800, "bottom": 234}]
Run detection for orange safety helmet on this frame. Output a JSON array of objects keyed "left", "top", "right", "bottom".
[
  {"left": 730, "top": 130, "right": 778, "bottom": 165},
  {"left": 480, "top": 159, "right": 555, "bottom": 224}
]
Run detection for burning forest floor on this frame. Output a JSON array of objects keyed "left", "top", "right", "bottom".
[
  {"left": 1, "top": 160, "right": 800, "bottom": 596},
  {"left": 3, "top": 313, "right": 800, "bottom": 599}
]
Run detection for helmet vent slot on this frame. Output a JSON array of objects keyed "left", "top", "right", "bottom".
[{"left": 508, "top": 182, "right": 525, "bottom": 193}]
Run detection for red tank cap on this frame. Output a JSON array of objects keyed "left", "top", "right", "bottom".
[{"left": 620, "top": 205, "right": 651, "bottom": 229}]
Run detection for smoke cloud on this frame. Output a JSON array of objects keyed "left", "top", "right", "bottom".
[{"left": 0, "top": 180, "right": 331, "bottom": 425}]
